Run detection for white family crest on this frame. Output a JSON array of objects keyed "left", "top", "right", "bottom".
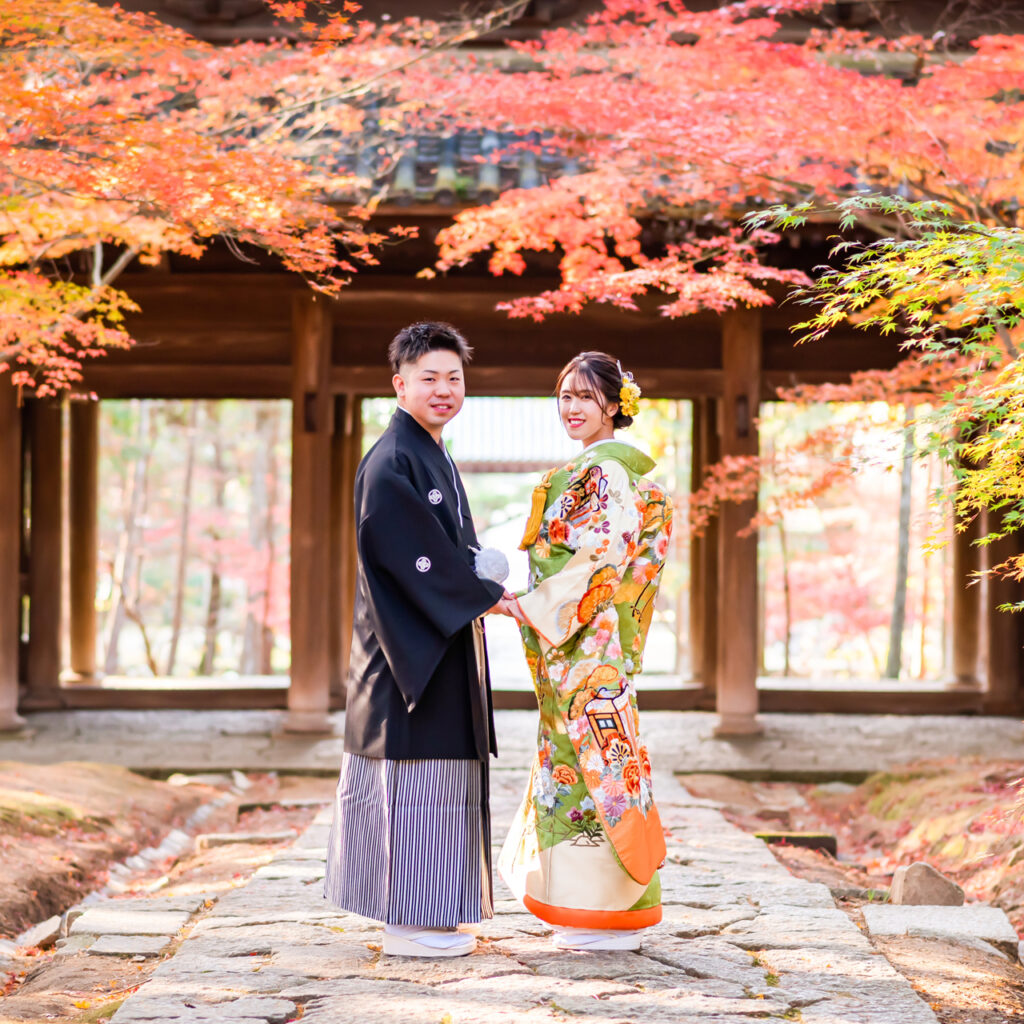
[
  {"left": 415, "top": 556, "right": 432, "bottom": 573},
  {"left": 428, "top": 489, "right": 443, "bottom": 505}
]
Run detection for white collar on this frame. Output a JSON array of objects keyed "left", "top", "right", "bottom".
[{"left": 580, "top": 435, "right": 615, "bottom": 456}]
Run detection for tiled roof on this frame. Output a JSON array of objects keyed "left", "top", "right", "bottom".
[{"left": 311, "top": 125, "right": 576, "bottom": 207}]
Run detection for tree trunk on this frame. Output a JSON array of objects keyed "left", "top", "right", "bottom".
[
  {"left": 884, "top": 405, "right": 915, "bottom": 679},
  {"left": 917, "top": 451, "right": 935, "bottom": 679},
  {"left": 165, "top": 402, "right": 197, "bottom": 675},
  {"left": 125, "top": 602, "right": 159, "bottom": 676},
  {"left": 777, "top": 518, "right": 792, "bottom": 677},
  {"left": 130, "top": 409, "right": 157, "bottom": 673},
  {"left": 197, "top": 403, "right": 226, "bottom": 676},
  {"left": 198, "top": 571, "right": 222, "bottom": 675},
  {"left": 261, "top": 406, "right": 281, "bottom": 674},
  {"left": 103, "top": 401, "right": 152, "bottom": 675},
  {"left": 241, "top": 404, "right": 273, "bottom": 674}
]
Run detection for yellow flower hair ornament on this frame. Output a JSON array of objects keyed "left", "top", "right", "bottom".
[{"left": 619, "top": 371, "right": 641, "bottom": 418}]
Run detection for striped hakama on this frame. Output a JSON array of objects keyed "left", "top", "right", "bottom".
[{"left": 324, "top": 753, "right": 492, "bottom": 928}]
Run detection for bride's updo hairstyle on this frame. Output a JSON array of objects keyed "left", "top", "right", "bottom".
[{"left": 555, "top": 351, "right": 635, "bottom": 429}]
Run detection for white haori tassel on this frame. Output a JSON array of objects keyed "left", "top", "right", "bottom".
[{"left": 472, "top": 546, "right": 509, "bottom": 585}]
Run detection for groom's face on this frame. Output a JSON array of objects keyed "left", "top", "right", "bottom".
[{"left": 393, "top": 347, "right": 466, "bottom": 436}]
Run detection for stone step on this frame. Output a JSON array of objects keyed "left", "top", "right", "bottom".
[
  {"left": 754, "top": 830, "right": 839, "bottom": 855},
  {"left": 862, "top": 903, "right": 1021, "bottom": 960},
  {"left": 195, "top": 831, "right": 297, "bottom": 851}
]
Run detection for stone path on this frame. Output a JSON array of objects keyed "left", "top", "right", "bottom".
[
  {"left": 100, "top": 769, "right": 938, "bottom": 1024},
  {"left": 3, "top": 709, "right": 1023, "bottom": 777}
]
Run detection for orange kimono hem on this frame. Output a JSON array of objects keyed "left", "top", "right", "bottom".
[
  {"left": 522, "top": 894, "right": 662, "bottom": 931},
  {"left": 607, "top": 804, "right": 667, "bottom": 885}
]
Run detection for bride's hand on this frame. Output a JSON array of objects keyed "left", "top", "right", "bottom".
[{"left": 503, "top": 595, "right": 525, "bottom": 623}]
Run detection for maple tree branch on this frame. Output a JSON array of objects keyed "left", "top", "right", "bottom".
[
  {"left": 97, "top": 244, "right": 140, "bottom": 290},
  {"left": 123, "top": 601, "right": 160, "bottom": 677},
  {"left": 90, "top": 241, "right": 103, "bottom": 290}
]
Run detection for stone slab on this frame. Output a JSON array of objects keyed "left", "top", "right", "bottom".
[
  {"left": 71, "top": 907, "right": 191, "bottom": 937},
  {"left": 800, "top": 990, "right": 939, "bottom": 1024},
  {"left": 110, "top": 995, "right": 295, "bottom": 1024},
  {"left": 721, "top": 906, "right": 866, "bottom": 952},
  {"left": 661, "top": 904, "right": 759, "bottom": 937},
  {"left": 17, "top": 914, "right": 61, "bottom": 949},
  {"left": 238, "top": 797, "right": 331, "bottom": 812},
  {"left": 195, "top": 831, "right": 295, "bottom": 850},
  {"left": 252, "top": 861, "right": 324, "bottom": 880},
  {"left": 862, "top": 904, "right": 1020, "bottom": 959},
  {"left": 54, "top": 934, "right": 97, "bottom": 954},
  {"left": 90, "top": 895, "right": 208, "bottom": 914},
  {"left": 89, "top": 935, "right": 172, "bottom": 957}
]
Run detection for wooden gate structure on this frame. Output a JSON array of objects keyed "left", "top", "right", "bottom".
[
  {"left": 1, "top": 0, "right": 1022, "bottom": 733},
  {"left": 1, "top": 228, "right": 1021, "bottom": 734}
]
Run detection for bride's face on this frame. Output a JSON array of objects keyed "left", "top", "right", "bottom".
[{"left": 558, "top": 372, "right": 618, "bottom": 447}]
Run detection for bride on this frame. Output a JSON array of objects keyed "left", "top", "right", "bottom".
[{"left": 499, "top": 351, "right": 673, "bottom": 952}]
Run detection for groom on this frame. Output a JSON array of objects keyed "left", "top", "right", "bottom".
[{"left": 324, "top": 321, "right": 510, "bottom": 958}]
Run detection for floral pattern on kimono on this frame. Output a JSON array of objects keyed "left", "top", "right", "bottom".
[{"left": 500, "top": 441, "right": 673, "bottom": 929}]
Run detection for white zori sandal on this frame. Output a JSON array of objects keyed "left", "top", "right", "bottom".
[
  {"left": 551, "top": 927, "right": 643, "bottom": 952},
  {"left": 382, "top": 924, "right": 476, "bottom": 958}
]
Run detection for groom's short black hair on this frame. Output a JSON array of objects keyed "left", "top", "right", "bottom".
[{"left": 388, "top": 321, "right": 473, "bottom": 372}]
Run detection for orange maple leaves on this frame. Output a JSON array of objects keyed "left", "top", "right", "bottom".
[
  {"left": 429, "top": 1, "right": 1024, "bottom": 323},
  {"left": 0, "top": 0, "right": 441, "bottom": 393}
]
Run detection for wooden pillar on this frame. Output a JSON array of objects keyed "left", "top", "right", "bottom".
[
  {"left": 948, "top": 510, "right": 982, "bottom": 689},
  {"left": 689, "top": 397, "right": 719, "bottom": 691},
  {"left": 26, "top": 400, "right": 64, "bottom": 705},
  {"left": 67, "top": 400, "right": 100, "bottom": 682},
  {"left": 0, "top": 384, "right": 25, "bottom": 730},
  {"left": 714, "top": 309, "right": 763, "bottom": 736},
  {"left": 984, "top": 514, "right": 1024, "bottom": 714},
  {"left": 287, "top": 292, "right": 335, "bottom": 732},
  {"left": 329, "top": 393, "right": 362, "bottom": 704}
]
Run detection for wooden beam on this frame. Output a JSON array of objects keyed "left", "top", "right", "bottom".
[
  {"left": 983, "top": 517, "right": 1024, "bottom": 714},
  {"left": 714, "top": 310, "right": 763, "bottom": 736},
  {"left": 68, "top": 401, "right": 100, "bottom": 682},
  {"left": 329, "top": 394, "right": 362, "bottom": 702},
  {"left": 689, "top": 398, "right": 719, "bottom": 692},
  {"left": 286, "top": 293, "right": 335, "bottom": 732},
  {"left": 26, "top": 400, "right": 64, "bottom": 705},
  {"left": 19, "top": 685, "right": 293, "bottom": 712},
  {"left": 340, "top": 397, "right": 361, "bottom": 689},
  {"left": 757, "top": 686, "right": 989, "bottom": 716},
  {"left": 332, "top": 365, "right": 726, "bottom": 398},
  {"left": 18, "top": 680, "right": 999, "bottom": 715},
  {"left": 949, "top": 510, "right": 982, "bottom": 690},
  {"left": 84, "top": 363, "right": 728, "bottom": 401},
  {"left": 329, "top": 395, "right": 345, "bottom": 702},
  {"left": 688, "top": 399, "right": 704, "bottom": 683},
  {"left": 25, "top": 678, "right": 995, "bottom": 716},
  {"left": 81, "top": 364, "right": 289, "bottom": 400},
  {"left": 0, "top": 384, "right": 25, "bottom": 730}
]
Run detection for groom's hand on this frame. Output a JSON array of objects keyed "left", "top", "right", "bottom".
[{"left": 486, "top": 597, "right": 512, "bottom": 616}]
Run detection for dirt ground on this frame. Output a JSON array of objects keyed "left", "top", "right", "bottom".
[
  {"left": 0, "top": 767, "right": 335, "bottom": 1024},
  {"left": 0, "top": 762, "right": 211, "bottom": 937},
  {"left": 679, "top": 764, "right": 1024, "bottom": 1024}
]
